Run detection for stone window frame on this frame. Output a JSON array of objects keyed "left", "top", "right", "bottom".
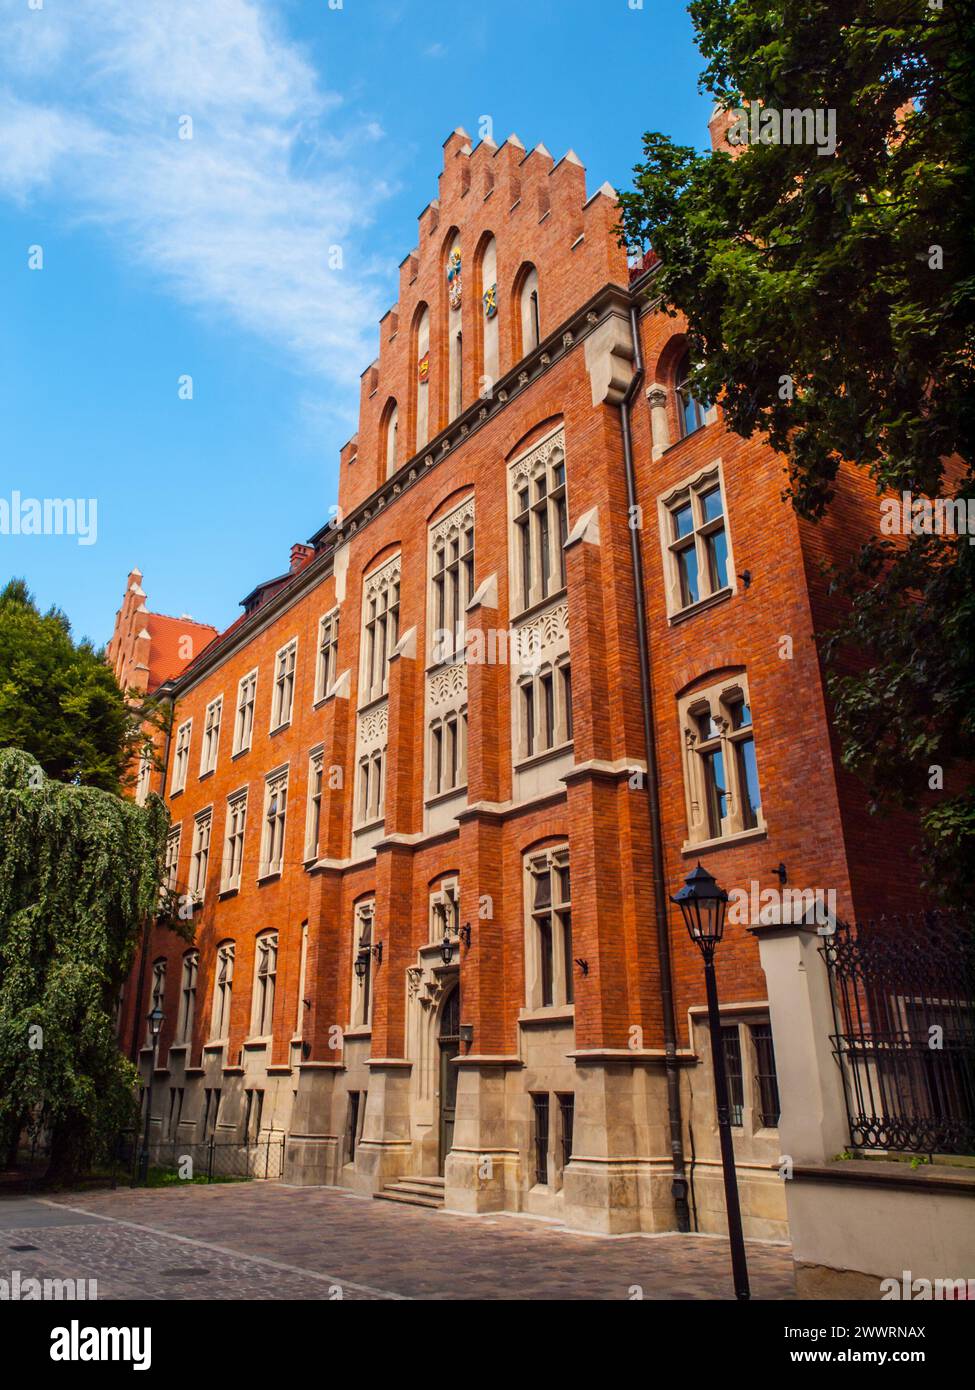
[
  {"left": 220, "top": 787, "right": 248, "bottom": 893},
  {"left": 147, "top": 958, "right": 166, "bottom": 1045},
  {"left": 189, "top": 806, "right": 212, "bottom": 902},
  {"left": 269, "top": 637, "right": 298, "bottom": 732},
  {"left": 170, "top": 717, "right": 192, "bottom": 795},
  {"left": 304, "top": 744, "right": 325, "bottom": 863},
  {"left": 250, "top": 930, "right": 279, "bottom": 1038},
  {"left": 516, "top": 655, "right": 572, "bottom": 765},
  {"left": 294, "top": 922, "right": 309, "bottom": 1037},
  {"left": 517, "top": 263, "right": 541, "bottom": 357},
  {"left": 428, "top": 705, "right": 468, "bottom": 800},
  {"left": 210, "top": 940, "right": 235, "bottom": 1041},
  {"left": 199, "top": 694, "right": 223, "bottom": 777},
  {"left": 314, "top": 609, "right": 340, "bottom": 703},
  {"left": 176, "top": 948, "right": 199, "bottom": 1044},
  {"left": 233, "top": 668, "right": 258, "bottom": 754},
  {"left": 657, "top": 462, "right": 736, "bottom": 622},
  {"left": 356, "top": 745, "right": 385, "bottom": 827},
  {"left": 429, "top": 877, "right": 461, "bottom": 949},
  {"left": 350, "top": 899, "right": 376, "bottom": 1030},
  {"left": 135, "top": 742, "right": 152, "bottom": 805},
  {"left": 509, "top": 427, "right": 568, "bottom": 618},
  {"left": 678, "top": 674, "right": 765, "bottom": 852},
  {"left": 428, "top": 496, "right": 475, "bottom": 668},
  {"left": 382, "top": 399, "right": 399, "bottom": 479},
  {"left": 259, "top": 764, "right": 289, "bottom": 879},
  {"left": 523, "top": 845, "right": 574, "bottom": 1012},
  {"left": 163, "top": 824, "right": 181, "bottom": 892},
  {"left": 694, "top": 1009, "right": 781, "bottom": 1138},
  {"left": 359, "top": 555, "right": 401, "bottom": 707}
]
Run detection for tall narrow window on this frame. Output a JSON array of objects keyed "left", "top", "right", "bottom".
[
  {"left": 251, "top": 932, "right": 278, "bottom": 1036},
  {"left": 211, "top": 942, "right": 235, "bottom": 1039},
  {"left": 526, "top": 848, "right": 573, "bottom": 1010},
  {"left": 147, "top": 959, "right": 166, "bottom": 1044},
  {"left": 557, "top": 1093, "right": 574, "bottom": 1176},
  {"left": 176, "top": 950, "right": 199, "bottom": 1043},
  {"left": 511, "top": 438, "right": 568, "bottom": 612},
  {"left": 383, "top": 399, "right": 399, "bottom": 478},
  {"left": 722, "top": 1025, "right": 745, "bottom": 1126},
  {"left": 270, "top": 640, "right": 297, "bottom": 730},
  {"left": 233, "top": 670, "right": 257, "bottom": 754},
  {"left": 171, "top": 719, "right": 192, "bottom": 794},
  {"left": 414, "top": 304, "right": 431, "bottom": 451},
  {"left": 446, "top": 235, "right": 463, "bottom": 421},
  {"left": 315, "top": 611, "right": 340, "bottom": 701},
  {"left": 351, "top": 902, "right": 376, "bottom": 1027},
  {"left": 752, "top": 1022, "right": 781, "bottom": 1127},
  {"left": 361, "top": 561, "right": 400, "bottom": 704},
  {"left": 199, "top": 696, "right": 222, "bottom": 776},
  {"left": 202, "top": 1087, "right": 221, "bottom": 1137},
  {"left": 518, "top": 662, "right": 572, "bottom": 762},
  {"left": 305, "top": 749, "right": 324, "bottom": 860},
  {"left": 532, "top": 1094, "right": 550, "bottom": 1185},
  {"left": 163, "top": 825, "right": 181, "bottom": 892},
  {"left": 260, "top": 769, "right": 288, "bottom": 876},
  {"left": 189, "top": 810, "right": 211, "bottom": 901},
  {"left": 675, "top": 351, "right": 709, "bottom": 437},
  {"left": 479, "top": 234, "right": 499, "bottom": 384},
  {"left": 221, "top": 791, "right": 247, "bottom": 891},
  {"left": 519, "top": 265, "right": 540, "bottom": 355},
  {"left": 135, "top": 744, "right": 152, "bottom": 805},
  {"left": 430, "top": 501, "right": 474, "bottom": 663}
]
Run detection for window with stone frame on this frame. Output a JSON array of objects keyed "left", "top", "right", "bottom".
[
  {"left": 176, "top": 949, "right": 199, "bottom": 1043},
  {"left": 163, "top": 825, "right": 181, "bottom": 892},
  {"left": 516, "top": 655, "right": 572, "bottom": 764},
  {"left": 518, "top": 264, "right": 541, "bottom": 356},
  {"left": 675, "top": 350, "right": 710, "bottom": 437},
  {"left": 383, "top": 400, "right": 399, "bottom": 478},
  {"left": 147, "top": 958, "right": 166, "bottom": 1044},
  {"left": 233, "top": 669, "right": 257, "bottom": 753},
  {"left": 135, "top": 743, "right": 152, "bottom": 804},
  {"left": 659, "top": 467, "right": 732, "bottom": 617},
  {"left": 360, "top": 558, "right": 401, "bottom": 706},
  {"left": 199, "top": 695, "right": 222, "bottom": 776},
  {"left": 221, "top": 789, "right": 247, "bottom": 891},
  {"left": 428, "top": 706, "right": 467, "bottom": 799},
  {"left": 305, "top": 746, "right": 325, "bottom": 861},
  {"left": 315, "top": 610, "right": 340, "bottom": 701},
  {"left": 270, "top": 639, "right": 297, "bottom": 730},
  {"left": 259, "top": 766, "right": 288, "bottom": 876},
  {"left": 524, "top": 846, "right": 573, "bottom": 1011},
  {"left": 356, "top": 746, "right": 385, "bottom": 825},
  {"left": 510, "top": 432, "right": 568, "bottom": 615},
  {"left": 171, "top": 718, "right": 192, "bottom": 794},
  {"left": 189, "top": 808, "right": 212, "bottom": 901},
  {"left": 211, "top": 941, "right": 235, "bottom": 1039},
  {"left": 251, "top": 931, "right": 278, "bottom": 1037},
  {"left": 679, "top": 677, "right": 764, "bottom": 848},
  {"left": 350, "top": 901, "right": 376, "bottom": 1028},
  {"left": 430, "top": 499, "right": 475, "bottom": 665}
]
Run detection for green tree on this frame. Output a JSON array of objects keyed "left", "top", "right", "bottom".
[
  {"left": 618, "top": 0, "right": 974, "bottom": 902},
  {"left": 0, "top": 578, "right": 135, "bottom": 793},
  {"left": 0, "top": 748, "right": 168, "bottom": 1181}
]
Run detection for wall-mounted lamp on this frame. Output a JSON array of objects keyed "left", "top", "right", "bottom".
[
  {"left": 459, "top": 921, "right": 472, "bottom": 949},
  {"left": 769, "top": 862, "right": 788, "bottom": 885},
  {"left": 574, "top": 957, "right": 589, "bottom": 977},
  {"left": 354, "top": 937, "right": 382, "bottom": 980},
  {"left": 459, "top": 1023, "right": 474, "bottom": 1045},
  {"left": 737, "top": 570, "right": 752, "bottom": 589}
]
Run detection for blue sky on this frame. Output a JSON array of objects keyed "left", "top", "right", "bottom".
[{"left": 0, "top": 0, "right": 711, "bottom": 646}]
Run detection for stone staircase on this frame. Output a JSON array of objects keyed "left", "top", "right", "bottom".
[{"left": 373, "top": 1175, "right": 445, "bottom": 1210}]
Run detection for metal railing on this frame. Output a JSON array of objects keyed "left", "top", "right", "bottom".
[
  {"left": 138, "top": 1134, "right": 286, "bottom": 1182},
  {"left": 822, "top": 911, "right": 975, "bottom": 1155}
]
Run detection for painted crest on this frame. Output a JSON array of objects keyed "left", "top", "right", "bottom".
[
  {"left": 483, "top": 282, "right": 498, "bottom": 319},
  {"left": 446, "top": 248, "right": 462, "bottom": 310},
  {"left": 418, "top": 351, "right": 429, "bottom": 385}
]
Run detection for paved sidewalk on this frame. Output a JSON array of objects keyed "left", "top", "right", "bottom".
[{"left": 1, "top": 1183, "right": 796, "bottom": 1300}]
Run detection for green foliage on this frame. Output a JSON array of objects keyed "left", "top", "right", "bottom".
[
  {"left": 0, "top": 579, "right": 135, "bottom": 793},
  {"left": 618, "top": 0, "right": 974, "bottom": 901},
  {"left": 0, "top": 748, "right": 168, "bottom": 1180}
]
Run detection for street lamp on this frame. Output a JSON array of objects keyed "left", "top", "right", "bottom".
[
  {"left": 671, "top": 863, "right": 750, "bottom": 1301},
  {"left": 138, "top": 1005, "right": 164, "bottom": 1184}
]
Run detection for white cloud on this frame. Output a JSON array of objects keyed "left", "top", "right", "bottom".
[{"left": 0, "top": 0, "right": 394, "bottom": 387}]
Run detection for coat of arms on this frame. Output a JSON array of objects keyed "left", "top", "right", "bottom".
[
  {"left": 447, "top": 248, "right": 462, "bottom": 310},
  {"left": 483, "top": 282, "right": 498, "bottom": 319},
  {"left": 418, "top": 351, "right": 429, "bottom": 384}
]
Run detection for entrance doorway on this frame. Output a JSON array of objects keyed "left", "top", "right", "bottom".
[{"left": 437, "top": 985, "right": 460, "bottom": 1174}]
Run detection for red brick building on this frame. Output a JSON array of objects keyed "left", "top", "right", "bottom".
[{"left": 112, "top": 117, "right": 919, "bottom": 1236}]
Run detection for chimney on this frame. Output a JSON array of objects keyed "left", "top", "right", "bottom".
[{"left": 290, "top": 543, "right": 315, "bottom": 574}]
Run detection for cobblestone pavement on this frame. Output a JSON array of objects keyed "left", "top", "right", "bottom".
[{"left": 1, "top": 1184, "right": 796, "bottom": 1301}]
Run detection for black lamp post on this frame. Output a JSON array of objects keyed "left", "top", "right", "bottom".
[
  {"left": 671, "top": 863, "right": 750, "bottom": 1301},
  {"left": 138, "top": 1005, "right": 164, "bottom": 1184}
]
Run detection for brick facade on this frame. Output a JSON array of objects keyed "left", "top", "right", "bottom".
[{"left": 112, "top": 123, "right": 922, "bottom": 1237}]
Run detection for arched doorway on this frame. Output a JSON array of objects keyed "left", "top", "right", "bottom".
[{"left": 437, "top": 985, "right": 460, "bottom": 1174}]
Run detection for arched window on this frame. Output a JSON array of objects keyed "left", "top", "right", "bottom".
[
  {"left": 519, "top": 264, "right": 541, "bottom": 355},
  {"left": 675, "top": 352, "right": 709, "bottom": 437},
  {"left": 251, "top": 930, "right": 278, "bottom": 1037},
  {"left": 382, "top": 399, "right": 399, "bottom": 477},
  {"left": 413, "top": 304, "right": 430, "bottom": 450},
  {"left": 211, "top": 940, "right": 235, "bottom": 1040},
  {"left": 446, "top": 233, "right": 463, "bottom": 421},
  {"left": 176, "top": 949, "right": 199, "bottom": 1043},
  {"left": 479, "top": 234, "right": 499, "bottom": 386}
]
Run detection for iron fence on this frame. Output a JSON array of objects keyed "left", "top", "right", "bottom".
[
  {"left": 139, "top": 1134, "right": 286, "bottom": 1182},
  {"left": 822, "top": 911, "right": 975, "bottom": 1155}
]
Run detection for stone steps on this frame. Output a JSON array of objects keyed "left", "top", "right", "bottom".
[{"left": 373, "top": 1175, "right": 446, "bottom": 1209}]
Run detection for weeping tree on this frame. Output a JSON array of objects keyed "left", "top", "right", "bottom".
[{"left": 0, "top": 748, "right": 168, "bottom": 1182}]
